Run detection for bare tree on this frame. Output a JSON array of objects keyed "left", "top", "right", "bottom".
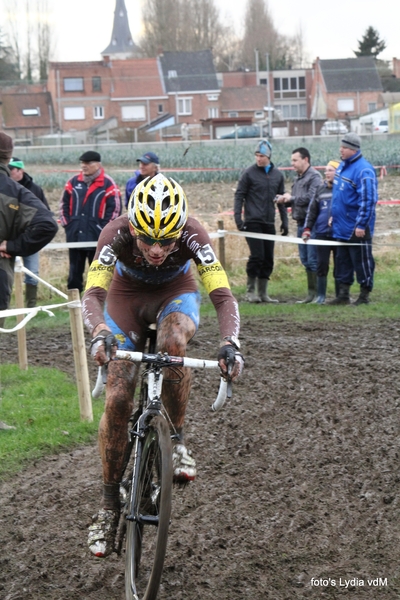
[
  {"left": 140, "top": 0, "right": 224, "bottom": 55},
  {"left": 4, "top": 0, "right": 53, "bottom": 81},
  {"left": 241, "top": 0, "right": 280, "bottom": 70},
  {"left": 36, "top": 0, "right": 52, "bottom": 81}
]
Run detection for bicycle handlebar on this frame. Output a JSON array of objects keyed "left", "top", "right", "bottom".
[{"left": 91, "top": 350, "right": 231, "bottom": 411}]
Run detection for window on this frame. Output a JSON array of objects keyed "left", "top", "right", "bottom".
[
  {"left": 64, "top": 77, "right": 84, "bottom": 92},
  {"left": 290, "top": 78, "right": 297, "bottom": 90},
  {"left": 207, "top": 94, "right": 218, "bottom": 101},
  {"left": 168, "top": 70, "right": 177, "bottom": 78},
  {"left": 299, "top": 76, "right": 305, "bottom": 90},
  {"left": 208, "top": 107, "right": 219, "bottom": 118},
  {"left": 158, "top": 104, "right": 164, "bottom": 114},
  {"left": 254, "top": 110, "right": 265, "bottom": 119},
  {"left": 368, "top": 102, "right": 377, "bottom": 112},
  {"left": 121, "top": 105, "right": 146, "bottom": 120},
  {"left": 299, "top": 104, "right": 307, "bottom": 118},
  {"left": 228, "top": 111, "right": 238, "bottom": 118},
  {"left": 274, "top": 78, "right": 281, "bottom": 91},
  {"left": 337, "top": 98, "right": 354, "bottom": 112},
  {"left": 22, "top": 108, "right": 40, "bottom": 116},
  {"left": 178, "top": 97, "right": 192, "bottom": 115},
  {"left": 64, "top": 106, "right": 85, "bottom": 120},
  {"left": 282, "top": 78, "right": 289, "bottom": 90},
  {"left": 94, "top": 106, "right": 104, "bottom": 119},
  {"left": 291, "top": 105, "right": 299, "bottom": 118},
  {"left": 92, "top": 76, "right": 102, "bottom": 91},
  {"left": 282, "top": 105, "right": 290, "bottom": 118}
]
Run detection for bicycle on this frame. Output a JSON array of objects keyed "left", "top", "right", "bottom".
[{"left": 92, "top": 325, "right": 233, "bottom": 600}]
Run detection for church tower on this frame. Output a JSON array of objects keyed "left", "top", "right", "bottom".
[{"left": 101, "top": 0, "right": 141, "bottom": 60}]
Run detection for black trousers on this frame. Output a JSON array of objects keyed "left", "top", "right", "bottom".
[
  {"left": 67, "top": 248, "right": 96, "bottom": 293},
  {"left": 245, "top": 222, "right": 276, "bottom": 280},
  {"left": 316, "top": 233, "right": 337, "bottom": 278}
]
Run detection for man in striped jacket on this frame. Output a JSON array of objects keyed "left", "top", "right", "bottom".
[{"left": 60, "top": 151, "right": 122, "bottom": 292}]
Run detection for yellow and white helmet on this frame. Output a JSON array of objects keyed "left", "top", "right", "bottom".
[{"left": 128, "top": 173, "right": 188, "bottom": 239}]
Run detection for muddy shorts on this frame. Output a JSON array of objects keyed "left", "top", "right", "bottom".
[{"left": 104, "top": 290, "right": 201, "bottom": 350}]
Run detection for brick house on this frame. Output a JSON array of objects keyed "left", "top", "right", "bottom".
[
  {"left": 0, "top": 84, "right": 55, "bottom": 143},
  {"left": 310, "top": 57, "right": 384, "bottom": 122}
]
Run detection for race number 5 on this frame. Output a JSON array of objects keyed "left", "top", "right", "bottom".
[
  {"left": 99, "top": 245, "right": 117, "bottom": 266},
  {"left": 197, "top": 243, "right": 217, "bottom": 265}
]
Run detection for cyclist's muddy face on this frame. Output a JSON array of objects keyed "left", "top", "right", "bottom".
[{"left": 136, "top": 238, "right": 177, "bottom": 265}]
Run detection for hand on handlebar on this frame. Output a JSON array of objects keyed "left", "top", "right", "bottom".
[
  {"left": 217, "top": 344, "right": 244, "bottom": 381},
  {"left": 90, "top": 328, "right": 118, "bottom": 366}
]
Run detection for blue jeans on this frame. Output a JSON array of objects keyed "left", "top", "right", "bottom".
[
  {"left": 23, "top": 253, "right": 39, "bottom": 286},
  {"left": 297, "top": 224, "right": 317, "bottom": 272}
]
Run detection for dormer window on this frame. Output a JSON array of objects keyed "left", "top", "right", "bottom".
[
  {"left": 22, "top": 108, "right": 40, "bottom": 116},
  {"left": 168, "top": 70, "right": 177, "bottom": 78}
]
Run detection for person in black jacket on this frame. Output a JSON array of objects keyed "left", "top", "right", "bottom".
[
  {"left": 8, "top": 157, "right": 51, "bottom": 307},
  {"left": 234, "top": 140, "right": 288, "bottom": 303}
]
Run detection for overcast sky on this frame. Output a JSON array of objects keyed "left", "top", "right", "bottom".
[{"left": 2, "top": 0, "right": 399, "bottom": 64}]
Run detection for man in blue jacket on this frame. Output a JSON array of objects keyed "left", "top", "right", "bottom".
[{"left": 329, "top": 133, "right": 377, "bottom": 305}]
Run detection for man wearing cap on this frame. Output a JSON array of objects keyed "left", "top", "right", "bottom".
[
  {"left": 328, "top": 133, "right": 378, "bottom": 305},
  {"left": 60, "top": 151, "right": 122, "bottom": 292},
  {"left": 0, "top": 131, "right": 57, "bottom": 325},
  {"left": 8, "top": 157, "right": 50, "bottom": 307},
  {"left": 276, "top": 147, "right": 322, "bottom": 303},
  {"left": 234, "top": 140, "right": 288, "bottom": 303},
  {"left": 124, "top": 151, "right": 159, "bottom": 208}
]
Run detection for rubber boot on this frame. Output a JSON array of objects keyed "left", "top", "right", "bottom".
[
  {"left": 296, "top": 270, "right": 317, "bottom": 304},
  {"left": 327, "top": 283, "right": 351, "bottom": 305},
  {"left": 245, "top": 277, "right": 260, "bottom": 303},
  {"left": 25, "top": 284, "right": 38, "bottom": 308},
  {"left": 0, "top": 317, "right": 5, "bottom": 329},
  {"left": 258, "top": 278, "right": 279, "bottom": 303},
  {"left": 353, "top": 286, "right": 370, "bottom": 306},
  {"left": 313, "top": 276, "right": 327, "bottom": 304}
]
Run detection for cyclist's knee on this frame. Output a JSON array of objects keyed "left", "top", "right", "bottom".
[{"left": 157, "top": 313, "right": 195, "bottom": 353}]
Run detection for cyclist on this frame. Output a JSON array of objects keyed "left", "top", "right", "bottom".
[{"left": 82, "top": 173, "right": 243, "bottom": 557}]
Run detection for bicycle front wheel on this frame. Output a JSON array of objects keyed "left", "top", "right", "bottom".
[{"left": 125, "top": 415, "right": 173, "bottom": 600}]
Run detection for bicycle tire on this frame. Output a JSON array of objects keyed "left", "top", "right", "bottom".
[{"left": 125, "top": 415, "right": 173, "bottom": 600}]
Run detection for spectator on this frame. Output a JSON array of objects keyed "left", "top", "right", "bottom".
[
  {"left": 328, "top": 133, "right": 378, "bottom": 305},
  {"left": 8, "top": 157, "right": 50, "bottom": 308},
  {"left": 1, "top": 131, "right": 57, "bottom": 433},
  {"left": 234, "top": 140, "right": 288, "bottom": 303},
  {"left": 302, "top": 160, "right": 340, "bottom": 304},
  {"left": 276, "top": 147, "right": 322, "bottom": 303},
  {"left": 59, "top": 151, "right": 122, "bottom": 293},
  {"left": 124, "top": 151, "right": 159, "bottom": 208}
]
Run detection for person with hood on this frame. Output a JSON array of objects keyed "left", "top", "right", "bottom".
[{"left": 234, "top": 140, "right": 288, "bottom": 303}]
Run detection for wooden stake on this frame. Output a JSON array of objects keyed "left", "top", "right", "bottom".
[
  {"left": 68, "top": 289, "right": 93, "bottom": 422},
  {"left": 14, "top": 258, "right": 28, "bottom": 370},
  {"left": 217, "top": 220, "right": 226, "bottom": 269}
]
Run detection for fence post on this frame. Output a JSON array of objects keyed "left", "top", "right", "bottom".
[
  {"left": 14, "top": 258, "right": 28, "bottom": 370},
  {"left": 217, "top": 219, "right": 226, "bottom": 269},
  {"left": 68, "top": 289, "right": 93, "bottom": 422}
]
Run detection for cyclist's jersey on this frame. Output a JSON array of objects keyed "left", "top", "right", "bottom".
[{"left": 82, "top": 214, "right": 240, "bottom": 339}]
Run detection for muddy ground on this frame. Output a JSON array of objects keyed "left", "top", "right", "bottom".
[
  {"left": 1, "top": 178, "right": 400, "bottom": 599},
  {"left": 2, "top": 316, "right": 400, "bottom": 599}
]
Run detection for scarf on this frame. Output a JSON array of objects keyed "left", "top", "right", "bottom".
[{"left": 83, "top": 168, "right": 101, "bottom": 186}]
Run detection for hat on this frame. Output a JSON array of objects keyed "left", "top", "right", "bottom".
[
  {"left": 79, "top": 150, "right": 101, "bottom": 162},
  {"left": 255, "top": 139, "right": 272, "bottom": 158},
  {"left": 328, "top": 160, "right": 340, "bottom": 169},
  {"left": 341, "top": 133, "right": 361, "bottom": 150},
  {"left": 8, "top": 157, "right": 25, "bottom": 170},
  {"left": 137, "top": 151, "right": 159, "bottom": 165},
  {"left": 0, "top": 131, "right": 14, "bottom": 163}
]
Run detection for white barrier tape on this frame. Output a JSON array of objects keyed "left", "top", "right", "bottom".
[
  {"left": 44, "top": 241, "right": 98, "bottom": 250},
  {"left": 18, "top": 263, "right": 68, "bottom": 299},
  {"left": 221, "top": 230, "right": 352, "bottom": 246},
  {"left": 0, "top": 300, "right": 80, "bottom": 333},
  {"left": 220, "top": 229, "right": 400, "bottom": 247}
]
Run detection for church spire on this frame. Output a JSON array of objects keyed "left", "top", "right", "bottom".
[{"left": 101, "top": 0, "right": 141, "bottom": 59}]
